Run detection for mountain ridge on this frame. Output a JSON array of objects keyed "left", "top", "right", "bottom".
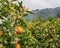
[{"left": 26, "top": 7, "right": 60, "bottom": 21}]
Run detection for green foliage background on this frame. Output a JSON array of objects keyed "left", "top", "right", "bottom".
[{"left": 0, "top": 0, "right": 60, "bottom": 48}]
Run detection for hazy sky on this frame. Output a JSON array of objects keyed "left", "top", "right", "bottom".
[{"left": 19, "top": 0, "right": 60, "bottom": 10}]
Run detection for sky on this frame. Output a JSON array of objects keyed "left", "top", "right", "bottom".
[{"left": 18, "top": 0, "right": 60, "bottom": 10}]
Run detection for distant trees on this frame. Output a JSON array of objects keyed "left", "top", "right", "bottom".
[
  {"left": 57, "top": 13, "right": 60, "bottom": 18},
  {"left": 56, "top": 8, "right": 60, "bottom": 18}
]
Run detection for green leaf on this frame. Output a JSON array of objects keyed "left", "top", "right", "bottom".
[
  {"left": 23, "top": 13, "right": 28, "bottom": 16},
  {"left": 27, "top": 11, "right": 34, "bottom": 14},
  {"left": 12, "top": 0, "right": 17, "bottom": 1},
  {"left": 18, "top": 1, "right": 23, "bottom": 8}
]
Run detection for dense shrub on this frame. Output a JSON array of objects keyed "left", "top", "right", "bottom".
[{"left": 28, "top": 18, "right": 60, "bottom": 48}]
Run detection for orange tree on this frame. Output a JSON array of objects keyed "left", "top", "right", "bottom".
[
  {"left": 0, "top": 0, "right": 37, "bottom": 48},
  {"left": 28, "top": 18, "right": 60, "bottom": 48}
]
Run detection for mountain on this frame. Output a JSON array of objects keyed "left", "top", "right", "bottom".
[{"left": 26, "top": 7, "right": 60, "bottom": 21}]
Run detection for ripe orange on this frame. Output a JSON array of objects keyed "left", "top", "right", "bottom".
[
  {"left": 16, "top": 26, "right": 23, "bottom": 34},
  {"left": 0, "top": 31, "right": 3, "bottom": 36},
  {"left": 16, "top": 43, "right": 21, "bottom": 48}
]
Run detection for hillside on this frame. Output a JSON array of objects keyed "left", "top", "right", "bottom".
[{"left": 26, "top": 7, "right": 60, "bottom": 21}]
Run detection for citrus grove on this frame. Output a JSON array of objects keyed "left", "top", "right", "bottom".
[{"left": 0, "top": 0, "right": 60, "bottom": 48}]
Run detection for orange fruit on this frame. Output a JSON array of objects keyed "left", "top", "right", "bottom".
[
  {"left": 16, "top": 26, "right": 23, "bottom": 34},
  {"left": 0, "top": 31, "right": 3, "bottom": 36},
  {"left": 16, "top": 43, "right": 21, "bottom": 48}
]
